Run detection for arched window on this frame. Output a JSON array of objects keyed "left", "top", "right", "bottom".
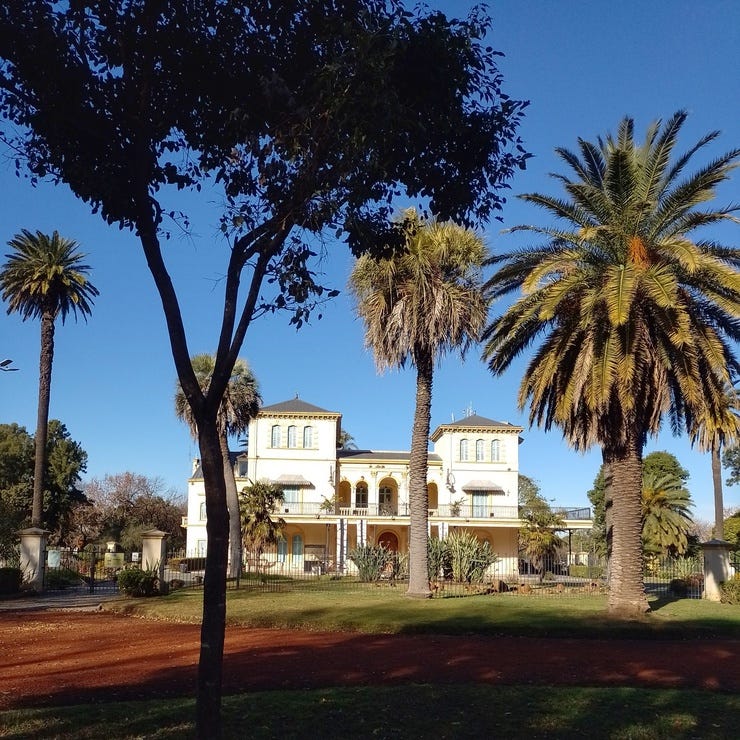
[
  {"left": 291, "top": 534, "right": 303, "bottom": 557},
  {"left": 475, "top": 439, "right": 484, "bottom": 461},
  {"left": 459, "top": 439, "right": 468, "bottom": 461},
  {"left": 287, "top": 425, "right": 297, "bottom": 448},
  {"left": 491, "top": 439, "right": 501, "bottom": 461},
  {"left": 277, "top": 538, "right": 287, "bottom": 562},
  {"left": 271, "top": 424, "right": 280, "bottom": 447},
  {"left": 199, "top": 502, "right": 206, "bottom": 521},
  {"left": 303, "top": 425, "right": 313, "bottom": 448},
  {"left": 355, "top": 482, "right": 368, "bottom": 509}
]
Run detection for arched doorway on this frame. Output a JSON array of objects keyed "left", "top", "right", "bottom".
[{"left": 377, "top": 531, "right": 399, "bottom": 551}]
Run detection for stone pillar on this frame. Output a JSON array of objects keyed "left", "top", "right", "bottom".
[
  {"left": 702, "top": 539, "right": 732, "bottom": 602},
  {"left": 142, "top": 529, "right": 169, "bottom": 595},
  {"left": 18, "top": 527, "right": 48, "bottom": 593}
]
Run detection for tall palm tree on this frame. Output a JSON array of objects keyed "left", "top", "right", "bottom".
[
  {"left": 350, "top": 210, "right": 489, "bottom": 598},
  {"left": 175, "top": 354, "right": 261, "bottom": 577},
  {"left": 239, "top": 480, "right": 286, "bottom": 578},
  {"left": 483, "top": 111, "right": 740, "bottom": 617},
  {"left": 0, "top": 230, "right": 98, "bottom": 528},
  {"left": 689, "top": 382, "right": 740, "bottom": 540},
  {"left": 641, "top": 470, "right": 693, "bottom": 556}
]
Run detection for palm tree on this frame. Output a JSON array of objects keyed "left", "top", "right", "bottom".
[
  {"left": 239, "top": 480, "right": 286, "bottom": 578},
  {"left": 175, "top": 354, "right": 261, "bottom": 578},
  {"left": 483, "top": 111, "right": 740, "bottom": 617},
  {"left": 689, "top": 382, "right": 740, "bottom": 540},
  {"left": 641, "top": 470, "right": 694, "bottom": 556},
  {"left": 350, "top": 210, "right": 489, "bottom": 598},
  {"left": 0, "top": 230, "right": 98, "bottom": 528}
]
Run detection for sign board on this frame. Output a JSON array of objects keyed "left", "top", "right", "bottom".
[
  {"left": 47, "top": 549, "right": 61, "bottom": 568},
  {"left": 104, "top": 552, "right": 125, "bottom": 569}
]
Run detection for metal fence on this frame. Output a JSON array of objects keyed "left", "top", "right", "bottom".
[
  {"left": 160, "top": 548, "right": 708, "bottom": 599},
  {"left": 44, "top": 546, "right": 140, "bottom": 593}
]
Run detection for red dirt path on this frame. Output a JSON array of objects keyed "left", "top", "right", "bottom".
[{"left": 0, "top": 610, "right": 738, "bottom": 710}]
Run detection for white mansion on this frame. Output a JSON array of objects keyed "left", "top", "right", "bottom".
[{"left": 184, "top": 397, "right": 591, "bottom": 574}]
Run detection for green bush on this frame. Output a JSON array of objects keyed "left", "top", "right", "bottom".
[
  {"left": 348, "top": 544, "right": 391, "bottom": 582},
  {"left": 720, "top": 574, "right": 740, "bottom": 604},
  {"left": 117, "top": 566, "right": 159, "bottom": 597},
  {"left": 428, "top": 537, "right": 449, "bottom": 582},
  {"left": 45, "top": 567, "right": 83, "bottom": 590},
  {"left": 568, "top": 564, "right": 605, "bottom": 579},
  {"left": 0, "top": 567, "right": 22, "bottom": 595}
]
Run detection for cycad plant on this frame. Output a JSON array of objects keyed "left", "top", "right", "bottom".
[
  {"left": 484, "top": 111, "right": 740, "bottom": 616},
  {"left": 641, "top": 471, "right": 693, "bottom": 556}
]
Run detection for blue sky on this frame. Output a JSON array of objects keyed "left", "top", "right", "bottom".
[{"left": 1, "top": 1, "right": 739, "bottom": 523}]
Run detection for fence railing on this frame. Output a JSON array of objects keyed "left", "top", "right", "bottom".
[{"left": 159, "top": 549, "right": 706, "bottom": 599}]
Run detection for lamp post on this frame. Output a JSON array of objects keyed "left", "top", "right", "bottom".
[{"left": 0, "top": 358, "right": 18, "bottom": 372}]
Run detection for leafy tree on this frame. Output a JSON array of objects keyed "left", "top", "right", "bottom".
[
  {"left": 175, "top": 354, "right": 261, "bottom": 577},
  {"left": 517, "top": 474, "right": 564, "bottom": 581},
  {"left": 43, "top": 420, "right": 88, "bottom": 545},
  {"left": 0, "top": 2, "right": 528, "bottom": 732},
  {"left": 0, "top": 421, "right": 87, "bottom": 547},
  {"left": 78, "top": 472, "right": 185, "bottom": 550},
  {"left": 350, "top": 210, "right": 490, "bottom": 598},
  {"left": 642, "top": 451, "right": 689, "bottom": 484},
  {"left": 724, "top": 512, "right": 740, "bottom": 550},
  {"left": 690, "top": 382, "right": 740, "bottom": 539},
  {"left": 722, "top": 445, "right": 740, "bottom": 487},
  {"left": 239, "top": 480, "right": 285, "bottom": 578},
  {"left": 483, "top": 112, "right": 740, "bottom": 617},
  {"left": 0, "top": 230, "right": 98, "bottom": 528}
]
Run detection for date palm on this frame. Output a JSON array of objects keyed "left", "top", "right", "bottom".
[
  {"left": 175, "top": 354, "right": 261, "bottom": 577},
  {"left": 350, "top": 210, "right": 489, "bottom": 598},
  {"left": 641, "top": 470, "right": 693, "bottom": 556},
  {"left": 483, "top": 111, "right": 740, "bottom": 616},
  {"left": 1, "top": 230, "right": 98, "bottom": 528}
]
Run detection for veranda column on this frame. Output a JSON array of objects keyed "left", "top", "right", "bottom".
[
  {"left": 142, "top": 529, "right": 169, "bottom": 595},
  {"left": 18, "top": 527, "right": 48, "bottom": 592},
  {"left": 701, "top": 539, "right": 732, "bottom": 602}
]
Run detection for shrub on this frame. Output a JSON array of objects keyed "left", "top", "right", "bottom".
[
  {"left": 45, "top": 567, "right": 83, "bottom": 590},
  {"left": 117, "top": 566, "right": 159, "bottom": 597},
  {"left": 568, "top": 564, "right": 605, "bottom": 579},
  {"left": 348, "top": 544, "right": 391, "bottom": 582},
  {"left": 0, "top": 567, "right": 22, "bottom": 595},
  {"left": 427, "top": 537, "right": 449, "bottom": 582},
  {"left": 446, "top": 531, "right": 497, "bottom": 583},
  {"left": 720, "top": 574, "right": 740, "bottom": 604}
]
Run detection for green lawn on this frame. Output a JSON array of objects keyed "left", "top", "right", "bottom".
[
  {"left": 106, "top": 582, "right": 740, "bottom": 639},
  {"left": 2, "top": 685, "right": 738, "bottom": 739}
]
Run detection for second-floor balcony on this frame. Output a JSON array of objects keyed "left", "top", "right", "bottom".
[{"left": 278, "top": 502, "right": 591, "bottom": 522}]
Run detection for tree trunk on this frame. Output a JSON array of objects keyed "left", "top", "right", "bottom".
[
  {"left": 219, "top": 431, "right": 242, "bottom": 578},
  {"left": 406, "top": 351, "right": 432, "bottom": 599},
  {"left": 196, "top": 419, "right": 230, "bottom": 739},
  {"left": 32, "top": 311, "right": 55, "bottom": 528},
  {"left": 711, "top": 441, "right": 724, "bottom": 540},
  {"left": 606, "top": 439, "right": 650, "bottom": 617}
]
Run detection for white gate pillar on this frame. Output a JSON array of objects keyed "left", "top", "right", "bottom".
[
  {"left": 19, "top": 527, "right": 48, "bottom": 593},
  {"left": 702, "top": 539, "right": 732, "bottom": 602},
  {"left": 142, "top": 529, "right": 169, "bottom": 595}
]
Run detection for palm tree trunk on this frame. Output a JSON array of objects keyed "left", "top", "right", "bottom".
[
  {"left": 711, "top": 441, "right": 724, "bottom": 540},
  {"left": 406, "top": 350, "right": 432, "bottom": 599},
  {"left": 32, "top": 311, "right": 55, "bottom": 528},
  {"left": 196, "top": 419, "right": 230, "bottom": 739},
  {"left": 219, "top": 431, "right": 242, "bottom": 578},
  {"left": 606, "top": 438, "right": 649, "bottom": 617}
]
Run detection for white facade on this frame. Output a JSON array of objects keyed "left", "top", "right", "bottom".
[{"left": 185, "top": 397, "right": 590, "bottom": 573}]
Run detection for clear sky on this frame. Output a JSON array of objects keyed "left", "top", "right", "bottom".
[{"left": 1, "top": 0, "right": 739, "bottom": 524}]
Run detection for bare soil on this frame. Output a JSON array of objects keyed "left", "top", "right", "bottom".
[{"left": 0, "top": 610, "right": 738, "bottom": 710}]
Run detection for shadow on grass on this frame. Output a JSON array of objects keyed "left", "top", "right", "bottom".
[{"left": 3, "top": 685, "right": 738, "bottom": 739}]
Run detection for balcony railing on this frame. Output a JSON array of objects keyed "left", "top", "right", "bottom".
[{"left": 278, "top": 502, "right": 590, "bottom": 521}]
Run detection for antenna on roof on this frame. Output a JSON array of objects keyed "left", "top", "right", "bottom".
[
  {"left": 451, "top": 412, "right": 455, "bottom": 422},
  {"left": 463, "top": 402, "right": 474, "bottom": 418},
  {"left": 295, "top": 392, "right": 299, "bottom": 399}
]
